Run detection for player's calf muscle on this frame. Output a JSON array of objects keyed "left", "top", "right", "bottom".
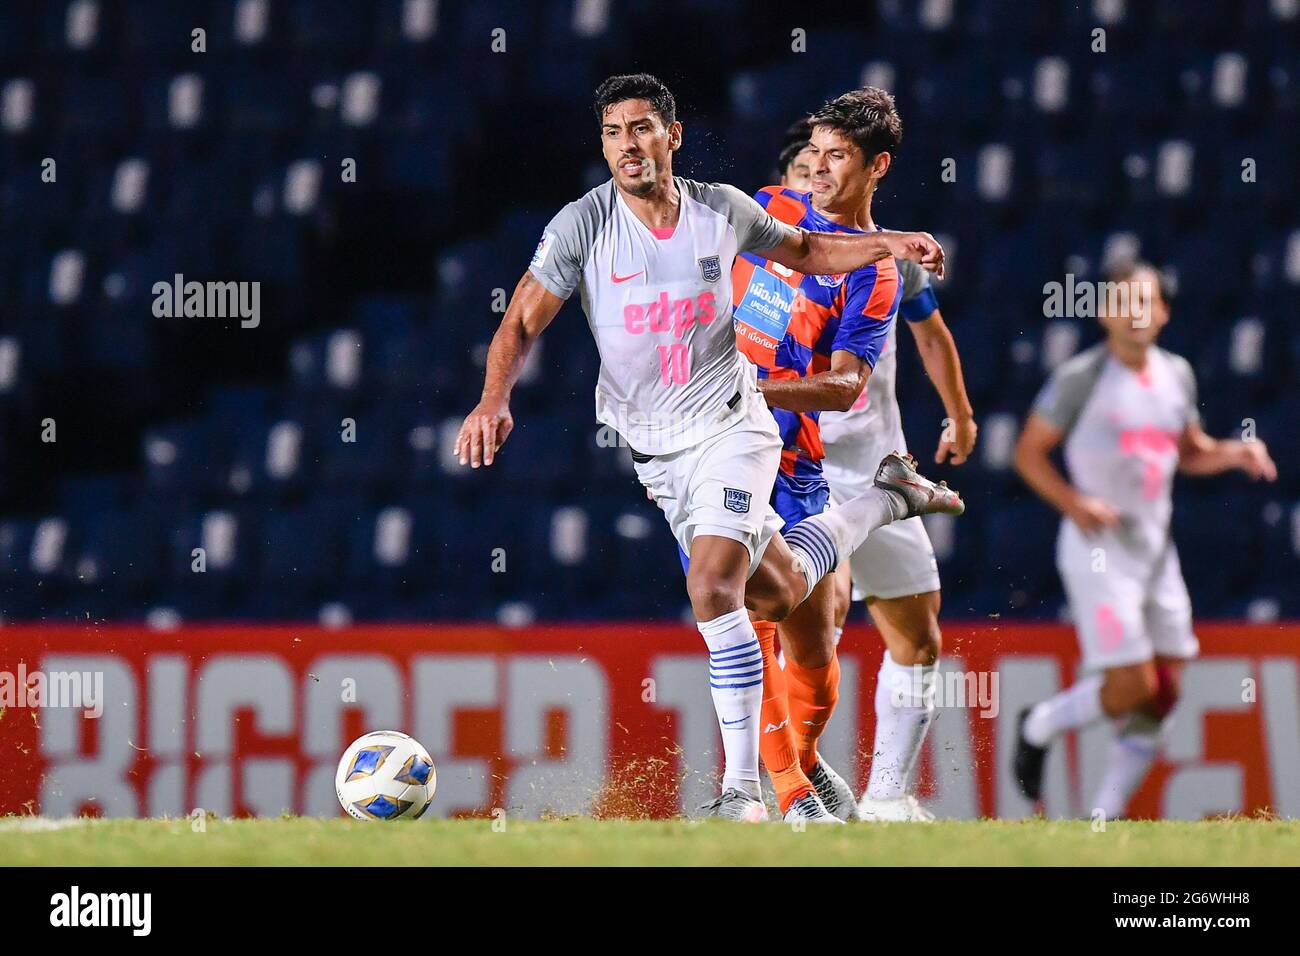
[
  {"left": 778, "top": 577, "right": 837, "bottom": 668},
  {"left": 871, "top": 592, "right": 943, "bottom": 665},
  {"left": 743, "top": 577, "right": 799, "bottom": 622},
  {"left": 743, "top": 545, "right": 804, "bottom": 622}
]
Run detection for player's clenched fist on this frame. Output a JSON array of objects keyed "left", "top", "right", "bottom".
[
  {"left": 936, "top": 414, "right": 978, "bottom": 466},
  {"left": 455, "top": 401, "right": 513, "bottom": 468},
  {"left": 1066, "top": 494, "right": 1122, "bottom": 536},
  {"left": 1235, "top": 439, "right": 1277, "bottom": 482},
  {"left": 884, "top": 231, "right": 945, "bottom": 280}
]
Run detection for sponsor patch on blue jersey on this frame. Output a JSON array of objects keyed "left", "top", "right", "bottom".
[{"left": 733, "top": 266, "right": 795, "bottom": 343}]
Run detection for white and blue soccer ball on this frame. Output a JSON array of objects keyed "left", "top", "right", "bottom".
[{"left": 335, "top": 730, "right": 437, "bottom": 821}]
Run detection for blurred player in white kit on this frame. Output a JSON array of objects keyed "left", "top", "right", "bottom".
[
  {"left": 820, "top": 254, "right": 977, "bottom": 822},
  {"left": 1012, "top": 260, "right": 1276, "bottom": 817}
]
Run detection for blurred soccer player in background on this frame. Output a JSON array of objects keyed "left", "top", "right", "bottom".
[{"left": 1012, "top": 261, "right": 1276, "bottom": 818}]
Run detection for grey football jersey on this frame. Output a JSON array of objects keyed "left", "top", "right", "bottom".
[
  {"left": 529, "top": 178, "right": 794, "bottom": 455},
  {"left": 1032, "top": 343, "right": 1200, "bottom": 559}
]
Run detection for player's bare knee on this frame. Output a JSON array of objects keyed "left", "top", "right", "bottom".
[
  {"left": 913, "top": 619, "right": 942, "bottom": 663},
  {"left": 1104, "top": 665, "right": 1159, "bottom": 714},
  {"left": 686, "top": 573, "right": 744, "bottom": 621}
]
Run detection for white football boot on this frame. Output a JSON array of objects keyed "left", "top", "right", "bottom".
[
  {"left": 807, "top": 757, "right": 860, "bottom": 821},
  {"left": 696, "top": 788, "right": 769, "bottom": 822},
  {"left": 856, "top": 793, "right": 937, "bottom": 823},
  {"left": 782, "top": 791, "right": 843, "bottom": 824}
]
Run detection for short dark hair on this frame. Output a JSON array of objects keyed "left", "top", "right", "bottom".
[
  {"left": 1103, "top": 258, "right": 1168, "bottom": 301},
  {"left": 808, "top": 86, "right": 902, "bottom": 161},
  {"left": 777, "top": 117, "right": 812, "bottom": 176},
  {"left": 1103, "top": 258, "right": 1155, "bottom": 285},
  {"left": 593, "top": 73, "right": 676, "bottom": 127}
]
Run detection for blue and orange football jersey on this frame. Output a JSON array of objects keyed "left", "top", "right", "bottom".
[{"left": 731, "top": 186, "right": 902, "bottom": 483}]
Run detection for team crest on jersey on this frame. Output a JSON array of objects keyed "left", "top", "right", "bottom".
[
  {"left": 723, "top": 487, "right": 751, "bottom": 513},
  {"left": 698, "top": 255, "right": 722, "bottom": 283},
  {"left": 813, "top": 272, "right": 846, "bottom": 288}
]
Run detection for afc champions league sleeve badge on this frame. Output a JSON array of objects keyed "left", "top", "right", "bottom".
[
  {"left": 531, "top": 232, "right": 552, "bottom": 268},
  {"left": 698, "top": 255, "right": 722, "bottom": 283}
]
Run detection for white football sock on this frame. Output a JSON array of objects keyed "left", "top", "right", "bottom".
[
  {"left": 783, "top": 488, "right": 901, "bottom": 600},
  {"left": 1024, "top": 674, "right": 1104, "bottom": 746},
  {"left": 1092, "top": 712, "right": 1163, "bottom": 819},
  {"left": 698, "top": 608, "right": 763, "bottom": 799},
  {"left": 866, "top": 653, "right": 936, "bottom": 801}
]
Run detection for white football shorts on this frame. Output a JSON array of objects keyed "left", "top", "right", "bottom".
[
  {"left": 632, "top": 388, "right": 784, "bottom": 579},
  {"left": 1056, "top": 522, "right": 1199, "bottom": 671}
]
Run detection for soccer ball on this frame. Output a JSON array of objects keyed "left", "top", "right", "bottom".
[{"left": 335, "top": 730, "right": 437, "bottom": 821}]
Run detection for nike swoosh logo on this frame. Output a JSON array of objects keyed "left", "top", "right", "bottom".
[
  {"left": 611, "top": 271, "right": 643, "bottom": 283},
  {"left": 721, "top": 716, "right": 749, "bottom": 726}
]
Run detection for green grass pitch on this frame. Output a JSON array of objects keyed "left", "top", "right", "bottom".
[{"left": 1, "top": 817, "right": 1296, "bottom": 866}]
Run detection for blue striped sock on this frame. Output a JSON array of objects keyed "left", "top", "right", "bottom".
[
  {"left": 698, "top": 608, "right": 763, "bottom": 797},
  {"left": 782, "top": 519, "right": 839, "bottom": 600}
]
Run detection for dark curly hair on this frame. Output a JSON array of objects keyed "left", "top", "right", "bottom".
[
  {"left": 593, "top": 73, "right": 677, "bottom": 127},
  {"left": 808, "top": 87, "right": 902, "bottom": 161}
]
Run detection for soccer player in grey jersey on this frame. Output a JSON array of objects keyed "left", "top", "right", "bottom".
[
  {"left": 1012, "top": 261, "right": 1276, "bottom": 818},
  {"left": 455, "top": 74, "right": 963, "bottom": 822}
]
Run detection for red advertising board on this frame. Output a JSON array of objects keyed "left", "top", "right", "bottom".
[{"left": 0, "top": 623, "right": 1295, "bottom": 820}]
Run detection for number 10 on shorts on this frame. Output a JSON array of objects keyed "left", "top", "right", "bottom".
[{"left": 658, "top": 343, "right": 690, "bottom": 385}]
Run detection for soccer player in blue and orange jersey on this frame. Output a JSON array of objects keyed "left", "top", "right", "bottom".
[{"left": 731, "top": 87, "right": 909, "bottom": 819}]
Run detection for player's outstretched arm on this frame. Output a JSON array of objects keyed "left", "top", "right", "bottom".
[
  {"left": 763, "top": 228, "right": 945, "bottom": 279},
  {"left": 759, "top": 349, "right": 870, "bottom": 413},
  {"left": 454, "top": 271, "right": 565, "bottom": 468},
  {"left": 1177, "top": 422, "right": 1278, "bottom": 481},
  {"left": 1014, "top": 413, "right": 1120, "bottom": 535},
  {"left": 905, "top": 310, "right": 977, "bottom": 464}
]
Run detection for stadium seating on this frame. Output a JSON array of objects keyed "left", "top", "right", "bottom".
[{"left": 0, "top": 0, "right": 1296, "bottom": 624}]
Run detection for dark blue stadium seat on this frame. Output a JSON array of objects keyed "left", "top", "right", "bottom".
[{"left": 0, "top": 0, "right": 1293, "bottom": 622}]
